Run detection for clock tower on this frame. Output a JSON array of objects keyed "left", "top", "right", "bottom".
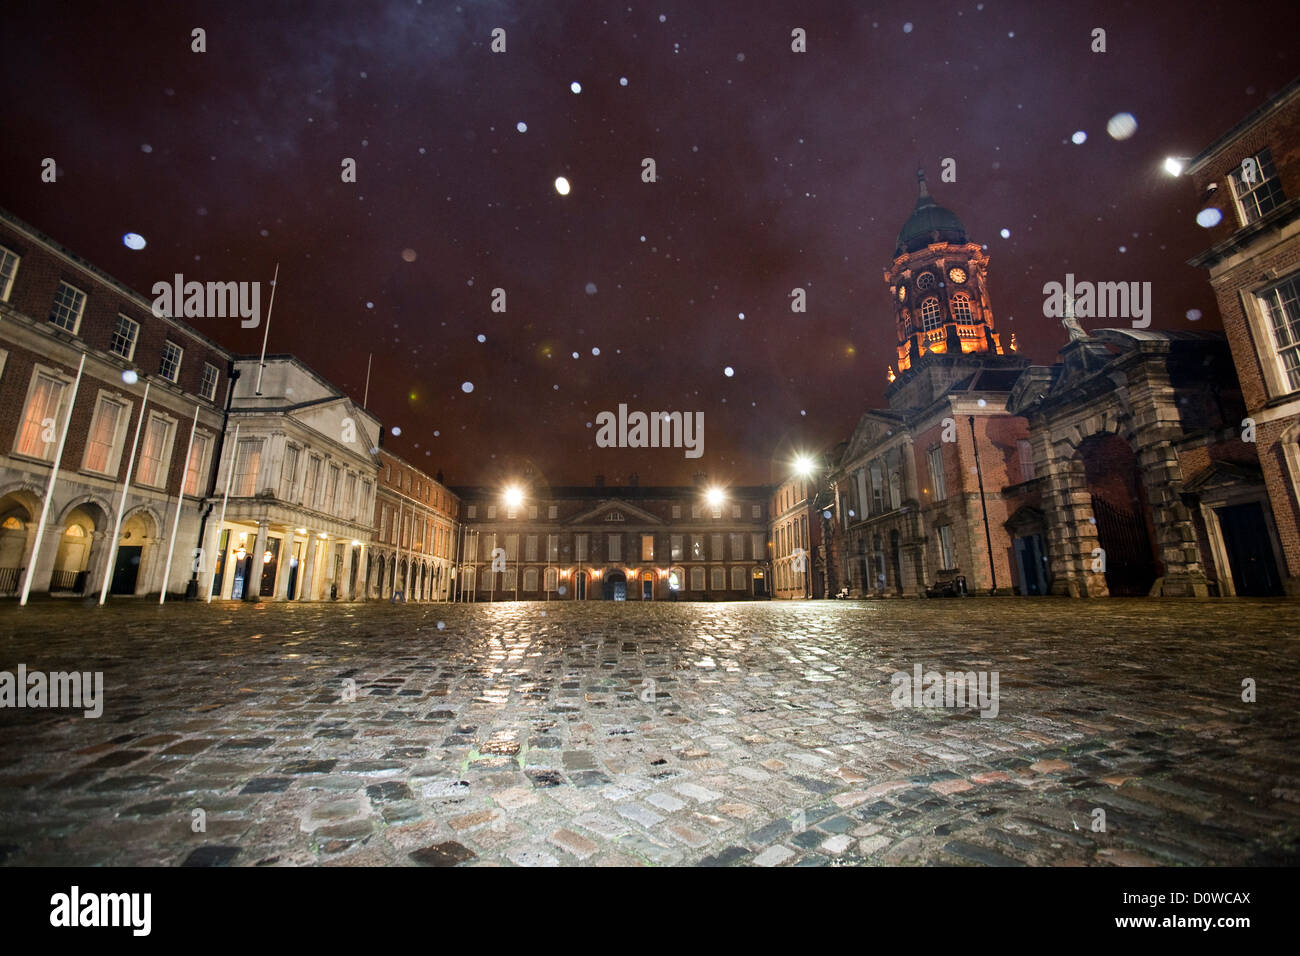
[{"left": 885, "top": 169, "right": 1009, "bottom": 378}]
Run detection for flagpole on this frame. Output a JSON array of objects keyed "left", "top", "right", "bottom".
[
  {"left": 100, "top": 381, "right": 150, "bottom": 604},
  {"left": 21, "top": 354, "right": 86, "bottom": 605},
  {"left": 159, "top": 404, "right": 200, "bottom": 603},
  {"left": 363, "top": 352, "right": 372, "bottom": 408},
  {"left": 206, "top": 422, "right": 240, "bottom": 602},
  {"left": 254, "top": 263, "right": 279, "bottom": 396}
]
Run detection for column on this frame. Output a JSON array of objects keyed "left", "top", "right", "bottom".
[
  {"left": 246, "top": 519, "right": 269, "bottom": 601},
  {"left": 275, "top": 530, "right": 297, "bottom": 601},
  {"left": 300, "top": 533, "right": 319, "bottom": 601},
  {"left": 342, "top": 541, "right": 356, "bottom": 601}
]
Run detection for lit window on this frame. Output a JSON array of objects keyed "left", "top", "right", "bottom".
[
  {"left": 951, "top": 292, "right": 973, "bottom": 322},
  {"left": 920, "top": 297, "right": 942, "bottom": 331},
  {"left": 83, "top": 397, "right": 126, "bottom": 475},
  {"left": 928, "top": 446, "right": 947, "bottom": 500},
  {"left": 230, "top": 437, "right": 263, "bottom": 496},
  {"left": 15, "top": 372, "right": 67, "bottom": 460},
  {"left": 641, "top": 534, "right": 654, "bottom": 561},
  {"left": 137, "top": 414, "right": 176, "bottom": 488},
  {"left": 109, "top": 314, "right": 139, "bottom": 360},
  {"left": 49, "top": 282, "right": 86, "bottom": 334},
  {"left": 184, "top": 433, "right": 211, "bottom": 496}
]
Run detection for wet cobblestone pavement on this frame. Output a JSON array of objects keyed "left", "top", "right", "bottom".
[{"left": 1, "top": 599, "right": 1298, "bottom": 867}]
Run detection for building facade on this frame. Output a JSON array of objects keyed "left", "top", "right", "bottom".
[
  {"left": 826, "top": 173, "right": 1034, "bottom": 597},
  {"left": 368, "top": 449, "right": 459, "bottom": 601},
  {"left": 770, "top": 471, "right": 821, "bottom": 599},
  {"left": 452, "top": 478, "right": 770, "bottom": 600},
  {"left": 199, "top": 356, "right": 380, "bottom": 602},
  {"left": 0, "top": 208, "right": 232, "bottom": 599},
  {"left": 1186, "top": 76, "right": 1300, "bottom": 596}
]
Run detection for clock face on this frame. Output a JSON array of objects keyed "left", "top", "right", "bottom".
[
  {"left": 916, "top": 271, "right": 936, "bottom": 290},
  {"left": 949, "top": 267, "right": 967, "bottom": 284},
  {"left": 897, "top": 285, "right": 906, "bottom": 301}
]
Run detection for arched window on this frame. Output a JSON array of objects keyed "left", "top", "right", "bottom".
[
  {"left": 524, "top": 567, "right": 538, "bottom": 591},
  {"left": 916, "top": 271, "right": 936, "bottom": 290},
  {"left": 951, "top": 292, "right": 973, "bottom": 322},
  {"left": 544, "top": 567, "right": 558, "bottom": 591},
  {"left": 920, "top": 296, "right": 942, "bottom": 331}
]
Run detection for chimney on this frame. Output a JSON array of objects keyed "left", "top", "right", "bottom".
[
  {"left": 594, "top": 474, "right": 605, "bottom": 489},
  {"left": 692, "top": 471, "right": 706, "bottom": 487}
]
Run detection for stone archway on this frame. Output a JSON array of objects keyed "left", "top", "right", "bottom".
[
  {"left": 50, "top": 498, "right": 112, "bottom": 595},
  {"left": 110, "top": 507, "right": 162, "bottom": 596},
  {"left": 0, "top": 488, "right": 41, "bottom": 594}
]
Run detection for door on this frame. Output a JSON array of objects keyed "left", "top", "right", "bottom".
[
  {"left": 259, "top": 537, "right": 280, "bottom": 597},
  {"left": 211, "top": 529, "right": 229, "bottom": 597},
  {"left": 1216, "top": 502, "right": 1283, "bottom": 596},
  {"left": 1091, "top": 496, "right": 1157, "bottom": 596},
  {"left": 753, "top": 569, "right": 767, "bottom": 597},
  {"left": 642, "top": 573, "right": 654, "bottom": 600},
  {"left": 574, "top": 571, "right": 587, "bottom": 600},
  {"left": 1014, "top": 534, "right": 1048, "bottom": 595},
  {"left": 110, "top": 546, "right": 142, "bottom": 595}
]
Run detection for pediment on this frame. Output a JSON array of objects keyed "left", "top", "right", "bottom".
[{"left": 566, "top": 498, "right": 664, "bottom": 526}]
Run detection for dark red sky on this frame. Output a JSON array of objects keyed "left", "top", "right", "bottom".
[{"left": 4, "top": 0, "right": 1299, "bottom": 488}]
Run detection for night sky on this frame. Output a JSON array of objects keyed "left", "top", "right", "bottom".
[{"left": 4, "top": 0, "right": 1299, "bottom": 489}]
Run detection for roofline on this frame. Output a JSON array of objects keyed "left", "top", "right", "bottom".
[
  {"left": 0, "top": 205, "right": 236, "bottom": 361},
  {"left": 1185, "top": 75, "right": 1300, "bottom": 175}
]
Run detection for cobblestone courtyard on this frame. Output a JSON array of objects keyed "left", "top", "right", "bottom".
[{"left": 1, "top": 599, "right": 1298, "bottom": 867}]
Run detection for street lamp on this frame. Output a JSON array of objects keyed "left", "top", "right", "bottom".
[
  {"left": 705, "top": 486, "right": 726, "bottom": 509},
  {"left": 1163, "top": 156, "right": 1191, "bottom": 177}
]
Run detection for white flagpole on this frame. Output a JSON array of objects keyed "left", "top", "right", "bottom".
[
  {"left": 100, "top": 381, "right": 151, "bottom": 604},
  {"left": 206, "top": 422, "right": 240, "bottom": 602},
  {"left": 21, "top": 354, "right": 86, "bottom": 606},
  {"left": 254, "top": 263, "right": 279, "bottom": 396},
  {"left": 159, "top": 404, "right": 201, "bottom": 604}
]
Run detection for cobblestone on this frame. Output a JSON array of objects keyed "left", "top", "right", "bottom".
[{"left": 1, "top": 599, "right": 1298, "bottom": 866}]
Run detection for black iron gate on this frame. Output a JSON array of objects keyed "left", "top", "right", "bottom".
[{"left": 1091, "top": 496, "right": 1157, "bottom": 596}]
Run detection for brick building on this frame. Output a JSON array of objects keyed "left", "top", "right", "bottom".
[
  {"left": 0, "top": 208, "right": 232, "bottom": 599},
  {"left": 770, "top": 466, "right": 823, "bottom": 599},
  {"left": 368, "top": 448, "right": 459, "bottom": 601},
  {"left": 1185, "top": 75, "right": 1300, "bottom": 596},
  {"left": 452, "top": 476, "right": 770, "bottom": 600}
]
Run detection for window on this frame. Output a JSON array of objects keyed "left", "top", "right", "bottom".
[
  {"left": 731, "top": 504, "right": 741, "bottom": 519},
  {"left": 951, "top": 292, "right": 973, "bottom": 322},
  {"left": 671, "top": 535, "right": 683, "bottom": 560},
  {"left": 49, "top": 282, "right": 86, "bottom": 333},
  {"left": 343, "top": 472, "right": 357, "bottom": 519},
  {"left": 304, "top": 456, "right": 321, "bottom": 507},
  {"left": 870, "top": 464, "right": 884, "bottom": 513},
  {"left": 360, "top": 479, "right": 372, "bottom": 517},
  {"left": 711, "top": 533, "right": 724, "bottom": 560},
  {"left": 751, "top": 504, "right": 761, "bottom": 519},
  {"left": 641, "top": 534, "right": 654, "bottom": 561},
  {"left": 467, "top": 504, "right": 477, "bottom": 519},
  {"left": 325, "top": 463, "right": 340, "bottom": 512},
  {"left": 528, "top": 505, "right": 538, "bottom": 519},
  {"left": 160, "top": 341, "right": 183, "bottom": 382},
  {"left": 1017, "top": 439, "right": 1035, "bottom": 482},
  {"left": 184, "top": 432, "right": 211, "bottom": 496},
  {"left": 524, "top": 567, "right": 539, "bottom": 591},
  {"left": 544, "top": 567, "right": 558, "bottom": 591},
  {"left": 281, "top": 446, "right": 299, "bottom": 499},
  {"left": 200, "top": 363, "right": 219, "bottom": 401},
  {"left": 230, "top": 437, "right": 263, "bottom": 496},
  {"left": 938, "top": 525, "right": 956, "bottom": 570},
  {"left": 83, "top": 396, "right": 127, "bottom": 475},
  {"left": 671, "top": 504, "right": 682, "bottom": 519},
  {"left": 525, "top": 535, "right": 538, "bottom": 561},
  {"left": 920, "top": 296, "right": 942, "bottom": 331},
  {"left": 691, "top": 535, "right": 704, "bottom": 560},
  {"left": 690, "top": 567, "right": 706, "bottom": 590},
  {"left": 506, "top": 503, "right": 516, "bottom": 520},
  {"left": 503, "top": 568, "right": 517, "bottom": 590},
  {"left": 0, "top": 246, "right": 19, "bottom": 301},
  {"left": 379, "top": 507, "right": 387, "bottom": 542},
  {"left": 109, "top": 314, "right": 139, "bottom": 360},
  {"left": 1231, "top": 147, "right": 1285, "bottom": 226},
  {"left": 916, "top": 271, "right": 936, "bottom": 290},
  {"left": 730, "top": 533, "right": 745, "bottom": 559},
  {"left": 710, "top": 567, "right": 726, "bottom": 590},
  {"left": 608, "top": 534, "right": 621, "bottom": 561},
  {"left": 487, "top": 505, "right": 497, "bottom": 519},
  {"left": 1260, "top": 275, "right": 1300, "bottom": 393},
  {"left": 548, "top": 504, "right": 558, "bottom": 519},
  {"left": 137, "top": 414, "right": 176, "bottom": 488},
  {"left": 691, "top": 503, "right": 701, "bottom": 519},
  {"left": 547, "top": 534, "right": 559, "bottom": 561},
  {"left": 752, "top": 533, "right": 766, "bottom": 559},
  {"left": 711, "top": 501, "right": 722, "bottom": 519},
  {"left": 928, "top": 447, "right": 946, "bottom": 500},
  {"left": 731, "top": 567, "right": 747, "bottom": 591}
]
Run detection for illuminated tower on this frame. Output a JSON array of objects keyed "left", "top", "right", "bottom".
[{"left": 885, "top": 169, "right": 1008, "bottom": 376}]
